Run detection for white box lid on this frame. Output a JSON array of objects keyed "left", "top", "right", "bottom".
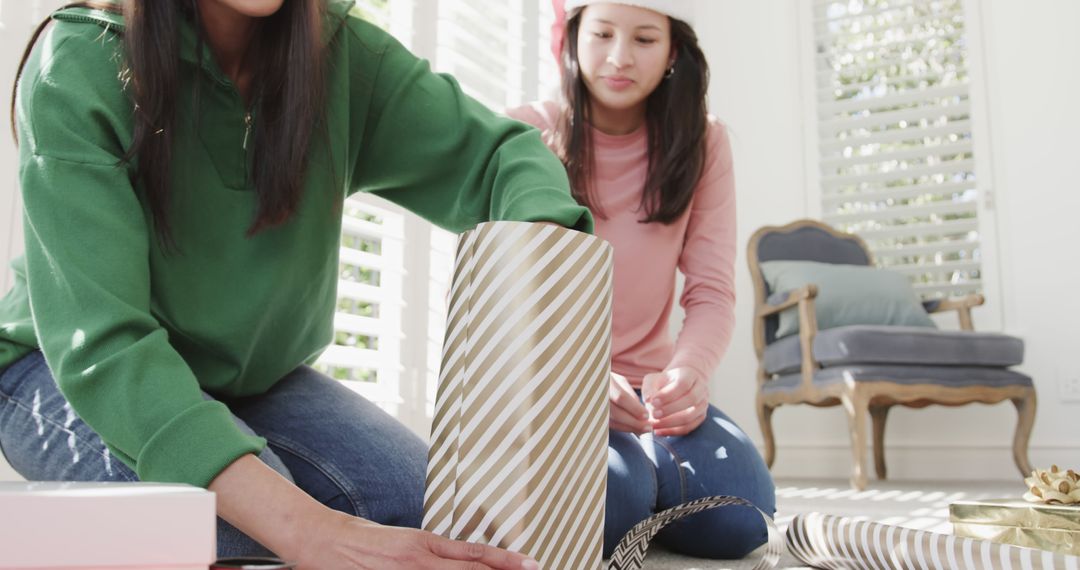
[{"left": 0, "top": 482, "right": 216, "bottom": 568}]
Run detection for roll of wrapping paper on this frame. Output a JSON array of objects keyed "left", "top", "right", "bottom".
[
  {"left": 787, "top": 512, "right": 1080, "bottom": 569},
  {"left": 423, "top": 221, "right": 614, "bottom": 570}
]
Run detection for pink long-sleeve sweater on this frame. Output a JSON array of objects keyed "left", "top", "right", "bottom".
[{"left": 507, "top": 101, "right": 737, "bottom": 386}]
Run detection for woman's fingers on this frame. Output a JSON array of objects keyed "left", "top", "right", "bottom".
[
  {"left": 609, "top": 374, "right": 647, "bottom": 417},
  {"left": 427, "top": 534, "right": 539, "bottom": 570},
  {"left": 608, "top": 374, "right": 650, "bottom": 433},
  {"left": 648, "top": 376, "right": 694, "bottom": 410},
  {"left": 610, "top": 409, "right": 650, "bottom": 433},
  {"left": 297, "top": 514, "right": 539, "bottom": 570},
  {"left": 650, "top": 380, "right": 706, "bottom": 419},
  {"left": 639, "top": 371, "right": 669, "bottom": 403},
  {"left": 609, "top": 394, "right": 650, "bottom": 433},
  {"left": 652, "top": 402, "right": 709, "bottom": 436}
]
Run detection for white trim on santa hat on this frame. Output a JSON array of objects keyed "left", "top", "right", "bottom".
[{"left": 563, "top": 0, "right": 695, "bottom": 26}]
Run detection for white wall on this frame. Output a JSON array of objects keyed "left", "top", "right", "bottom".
[
  {"left": 685, "top": 0, "right": 815, "bottom": 469},
  {"left": 693, "top": 0, "right": 1080, "bottom": 481},
  {"left": 978, "top": 0, "right": 1080, "bottom": 466}
]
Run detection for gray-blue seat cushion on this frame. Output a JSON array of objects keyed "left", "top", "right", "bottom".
[
  {"left": 762, "top": 364, "right": 1033, "bottom": 393},
  {"left": 763, "top": 325, "right": 1024, "bottom": 376}
]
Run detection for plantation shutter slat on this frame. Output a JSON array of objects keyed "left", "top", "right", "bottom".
[
  {"left": 819, "top": 101, "right": 971, "bottom": 136},
  {"left": 819, "top": 121, "right": 972, "bottom": 153},
  {"left": 821, "top": 84, "right": 969, "bottom": 115},
  {"left": 823, "top": 198, "right": 975, "bottom": 225},
  {"left": 855, "top": 218, "right": 979, "bottom": 241},
  {"left": 821, "top": 140, "right": 972, "bottom": 169}
]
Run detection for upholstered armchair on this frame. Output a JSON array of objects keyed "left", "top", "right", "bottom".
[{"left": 747, "top": 219, "right": 1036, "bottom": 490}]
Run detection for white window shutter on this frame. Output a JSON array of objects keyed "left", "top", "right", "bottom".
[
  {"left": 435, "top": 0, "right": 528, "bottom": 110},
  {"left": 314, "top": 194, "right": 406, "bottom": 404},
  {"left": 813, "top": 0, "right": 981, "bottom": 299}
]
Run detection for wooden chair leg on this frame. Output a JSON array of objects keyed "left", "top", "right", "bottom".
[
  {"left": 870, "top": 406, "right": 889, "bottom": 481},
  {"left": 842, "top": 390, "right": 870, "bottom": 491},
  {"left": 1012, "top": 390, "right": 1037, "bottom": 476},
  {"left": 756, "top": 396, "right": 776, "bottom": 469}
]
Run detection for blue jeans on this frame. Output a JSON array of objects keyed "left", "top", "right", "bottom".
[
  {"left": 0, "top": 351, "right": 428, "bottom": 558},
  {"left": 605, "top": 405, "right": 777, "bottom": 559}
]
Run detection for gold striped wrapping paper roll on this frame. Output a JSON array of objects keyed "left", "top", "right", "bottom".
[
  {"left": 787, "top": 512, "right": 1080, "bottom": 569},
  {"left": 423, "top": 222, "right": 613, "bottom": 570}
]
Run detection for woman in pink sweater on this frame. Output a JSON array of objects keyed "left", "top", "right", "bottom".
[{"left": 508, "top": 0, "right": 775, "bottom": 559}]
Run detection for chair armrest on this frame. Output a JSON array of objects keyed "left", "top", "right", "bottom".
[
  {"left": 924, "top": 293, "right": 985, "bottom": 331},
  {"left": 794, "top": 289, "right": 822, "bottom": 383},
  {"left": 756, "top": 284, "right": 819, "bottom": 318},
  {"left": 928, "top": 293, "right": 985, "bottom": 313},
  {"left": 753, "top": 285, "right": 822, "bottom": 391}
]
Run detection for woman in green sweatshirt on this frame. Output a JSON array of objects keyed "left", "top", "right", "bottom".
[{"left": 0, "top": 0, "right": 589, "bottom": 568}]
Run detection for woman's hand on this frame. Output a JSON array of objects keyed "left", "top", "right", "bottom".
[
  {"left": 210, "top": 455, "right": 538, "bottom": 570},
  {"left": 641, "top": 367, "right": 709, "bottom": 437},
  {"left": 295, "top": 511, "right": 540, "bottom": 570},
  {"left": 608, "top": 372, "right": 651, "bottom": 433}
]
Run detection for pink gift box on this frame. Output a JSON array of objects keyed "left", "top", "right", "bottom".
[{"left": 0, "top": 482, "right": 215, "bottom": 570}]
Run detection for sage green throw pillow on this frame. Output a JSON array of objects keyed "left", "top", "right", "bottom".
[{"left": 759, "top": 260, "right": 936, "bottom": 339}]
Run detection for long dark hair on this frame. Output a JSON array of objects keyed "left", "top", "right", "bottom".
[
  {"left": 558, "top": 10, "right": 710, "bottom": 224},
  {"left": 11, "top": 0, "right": 327, "bottom": 245}
]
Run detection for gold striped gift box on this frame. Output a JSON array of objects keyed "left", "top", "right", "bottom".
[{"left": 423, "top": 221, "right": 613, "bottom": 570}]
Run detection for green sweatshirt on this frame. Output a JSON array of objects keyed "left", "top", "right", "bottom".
[{"left": 0, "top": 1, "right": 591, "bottom": 488}]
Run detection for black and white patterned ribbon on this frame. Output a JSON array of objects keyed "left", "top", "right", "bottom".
[{"left": 607, "top": 495, "right": 782, "bottom": 570}]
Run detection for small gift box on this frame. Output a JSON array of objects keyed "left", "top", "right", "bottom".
[
  {"left": 950, "top": 498, "right": 1080, "bottom": 556},
  {"left": 0, "top": 481, "right": 216, "bottom": 569}
]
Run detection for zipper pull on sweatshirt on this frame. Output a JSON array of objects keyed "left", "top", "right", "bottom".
[{"left": 242, "top": 112, "right": 253, "bottom": 150}]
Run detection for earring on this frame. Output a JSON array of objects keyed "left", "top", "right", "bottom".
[{"left": 664, "top": 63, "right": 676, "bottom": 79}]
